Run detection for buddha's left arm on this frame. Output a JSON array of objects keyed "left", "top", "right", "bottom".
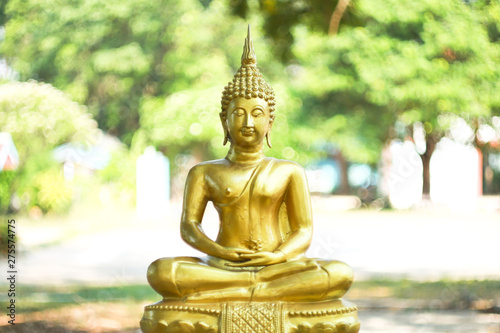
[{"left": 277, "top": 164, "right": 313, "bottom": 260}]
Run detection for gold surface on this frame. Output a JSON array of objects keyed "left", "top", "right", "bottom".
[{"left": 142, "top": 26, "right": 358, "bottom": 333}]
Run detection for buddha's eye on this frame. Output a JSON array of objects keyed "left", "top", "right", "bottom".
[
  {"left": 233, "top": 109, "right": 245, "bottom": 116},
  {"left": 252, "top": 110, "right": 264, "bottom": 117}
]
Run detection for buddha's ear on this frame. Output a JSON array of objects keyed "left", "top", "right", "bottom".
[
  {"left": 266, "top": 120, "right": 273, "bottom": 148},
  {"left": 220, "top": 113, "right": 229, "bottom": 145}
]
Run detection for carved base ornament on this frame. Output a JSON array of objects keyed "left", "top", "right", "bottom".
[
  {"left": 141, "top": 26, "right": 359, "bottom": 333},
  {"left": 140, "top": 300, "right": 360, "bottom": 333}
]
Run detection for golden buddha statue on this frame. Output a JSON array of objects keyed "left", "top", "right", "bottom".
[{"left": 141, "top": 26, "right": 360, "bottom": 333}]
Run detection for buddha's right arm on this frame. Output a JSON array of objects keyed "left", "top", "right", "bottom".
[
  {"left": 181, "top": 220, "right": 252, "bottom": 261},
  {"left": 179, "top": 165, "right": 251, "bottom": 261}
]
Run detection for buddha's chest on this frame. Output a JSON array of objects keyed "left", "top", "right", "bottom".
[{"left": 206, "top": 166, "right": 288, "bottom": 206}]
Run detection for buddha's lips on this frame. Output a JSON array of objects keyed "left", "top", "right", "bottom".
[{"left": 241, "top": 129, "right": 255, "bottom": 136}]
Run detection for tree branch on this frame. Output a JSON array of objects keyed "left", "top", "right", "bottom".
[{"left": 329, "top": 0, "right": 351, "bottom": 35}]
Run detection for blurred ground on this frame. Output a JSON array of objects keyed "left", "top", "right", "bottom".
[
  {"left": 16, "top": 196, "right": 500, "bottom": 285},
  {"left": 0, "top": 302, "right": 498, "bottom": 333},
  {"left": 2, "top": 195, "right": 500, "bottom": 332}
]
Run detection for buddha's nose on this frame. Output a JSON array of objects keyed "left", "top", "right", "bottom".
[{"left": 243, "top": 114, "right": 254, "bottom": 127}]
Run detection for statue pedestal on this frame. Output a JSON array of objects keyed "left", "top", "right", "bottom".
[{"left": 141, "top": 299, "right": 360, "bottom": 333}]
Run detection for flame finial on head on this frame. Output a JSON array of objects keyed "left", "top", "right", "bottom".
[{"left": 241, "top": 25, "right": 257, "bottom": 67}]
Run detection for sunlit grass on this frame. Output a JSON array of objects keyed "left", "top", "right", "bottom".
[
  {"left": 16, "top": 279, "right": 500, "bottom": 314},
  {"left": 19, "top": 284, "right": 157, "bottom": 313},
  {"left": 350, "top": 279, "right": 500, "bottom": 305}
]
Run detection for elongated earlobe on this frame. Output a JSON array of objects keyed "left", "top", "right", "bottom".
[
  {"left": 220, "top": 113, "right": 229, "bottom": 146},
  {"left": 266, "top": 132, "right": 272, "bottom": 148}
]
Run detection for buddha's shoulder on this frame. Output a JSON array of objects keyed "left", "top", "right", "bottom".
[
  {"left": 187, "top": 157, "right": 305, "bottom": 175},
  {"left": 268, "top": 158, "right": 305, "bottom": 175},
  {"left": 187, "top": 159, "right": 230, "bottom": 175}
]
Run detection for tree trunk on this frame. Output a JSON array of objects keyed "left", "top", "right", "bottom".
[
  {"left": 478, "top": 146, "right": 494, "bottom": 195},
  {"left": 477, "top": 147, "right": 483, "bottom": 196},
  {"left": 337, "top": 151, "right": 350, "bottom": 195},
  {"left": 420, "top": 137, "right": 437, "bottom": 197},
  {"left": 329, "top": 0, "right": 351, "bottom": 35}
]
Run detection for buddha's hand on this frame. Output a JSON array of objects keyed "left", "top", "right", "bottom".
[
  {"left": 226, "top": 251, "right": 286, "bottom": 267},
  {"left": 219, "top": 247, "right": 255, "bottom": 262}
]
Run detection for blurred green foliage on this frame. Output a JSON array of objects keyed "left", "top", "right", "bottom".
[
  {"left": 97, "top": 148, "right": 137, "bottom": 204},
  {"left": 228, "top": 0, "right": 362, "bottom": 61},
  {"left": 13, "top": 152, "right": 73, "bottom": 214},
  {"left": 1, "top": 0, "right": 500, "bottom": 197},
  {"left": 289, "top": 0, "right": 500, "bottom": 165},
  {"left": 0, "top": 81, "right": 98, "bottom": 214},
  {"left": 0, "top": 170, "right": 15, "bottom": 213},
  {"left": 2, "top": 0, "right": 252, "bottom": 146}
]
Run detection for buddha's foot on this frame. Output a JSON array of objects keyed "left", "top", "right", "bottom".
[
  {"left": 183, "top": 280, "right": 328, "bottom": 303},
  {"left": 255, "top": 258, "right": 320, "bottom": 282}
]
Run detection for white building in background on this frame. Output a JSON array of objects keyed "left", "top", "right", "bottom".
[
  {"left": 380, "top": 138, "right": 482, "bottom": 211},
  {"left": 430, "top": 138, "right": 480, "bottom": 210},
  {"left": 385, "top": 140, "right": 423, "bottom": 209},
  {"left": 136, "top": 146, "right": 170, "bottom": 220}
]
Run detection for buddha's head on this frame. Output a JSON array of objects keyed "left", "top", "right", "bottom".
[{"left": 220, "top": 26, "right": 276, "bottom": 148}]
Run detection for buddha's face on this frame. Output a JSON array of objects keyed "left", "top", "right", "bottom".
[{"left": 227, "top": 97, "right": 271, "bottom": 148}]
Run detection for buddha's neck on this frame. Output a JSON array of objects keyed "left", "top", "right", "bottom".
[{"left": 226, "top": 145, "right": 265, "bottom": 166}]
